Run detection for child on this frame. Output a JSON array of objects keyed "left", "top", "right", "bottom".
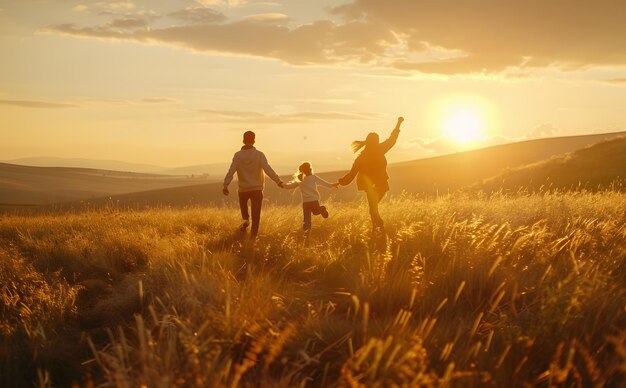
[{"left": 283, "top": 162, "right": 337, "bottom": 232}]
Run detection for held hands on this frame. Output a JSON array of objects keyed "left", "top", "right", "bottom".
[
  {"left": 278, "top": 181, "right": 285, "bottom": 188},
  {"left": 332, "top": 182, "right": 340, "bottom": 188}
]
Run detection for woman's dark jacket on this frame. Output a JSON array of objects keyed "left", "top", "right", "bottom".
[{"left": 338, "top": 127, "right": 400, "bottom": 193}]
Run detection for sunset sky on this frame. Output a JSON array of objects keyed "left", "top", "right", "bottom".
[{"left": 1, "top": 0, "right": 625, "bottom": 172}]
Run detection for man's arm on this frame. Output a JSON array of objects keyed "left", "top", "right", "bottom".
[
  {"left": 380, "top": 116, "right": 404, "bottom": 154},
  {"left": 223, "top": 155, "right": 237, "bottom": 195},
  {"left": 283, "top": 181, "right": 300, "bottom": 189},
  {"left": 260, "top": 152, "right": 283, "bottom": 187}
]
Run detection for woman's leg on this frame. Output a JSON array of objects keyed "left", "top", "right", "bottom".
[
  {"left": 366, "top": 187, "right": 384, "bottom": 227},
  {"left": 376, "top": 182, "right": 389, "bottom": 201}
]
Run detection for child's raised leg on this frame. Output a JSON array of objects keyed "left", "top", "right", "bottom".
[{"left": 310, "top": 201, "right": 329, "bottom": 219}]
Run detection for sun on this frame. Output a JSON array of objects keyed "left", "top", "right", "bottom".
[
  {"left": 434, "top": 94, "right": 496, "bottom": 146},
  {"left": 443, "top": 108, "right": 486, "bottom": 144}
]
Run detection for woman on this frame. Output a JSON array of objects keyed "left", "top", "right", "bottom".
[{"left": 338, "top": 116, "right": 404, "bottom": 229}]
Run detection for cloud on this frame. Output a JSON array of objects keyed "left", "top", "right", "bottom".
[
  {"left": 197, "top": 0, "right": 247, "bottom": 7},
  {"left": 606, "top": 78, "right": 626, "bottom": 85},
  {"left": 79, "top": 97, "right": 176, "bottom": 105},
  {"left": 0, "top": 99, "right": 77, "bottom": 109},
  {"left": 104, "top": 2, "right": 135, "bottom": 11},
  {"left": 590, "top": 127, "right": 624, "bottom": 135},
  {"left": 526, "top": 123, "right": 561, "bottom": 139},
  {"left": 168, "top": 7, "right": 226, "bottom": 24},
  {"left": 254, "top": 2, "right": 281, "bottom": 6},
  {"left": 199, "top": 108, "right": 376, "bottom": 123},
  {"left": 293, "top": 98, "right": 356, "bottom": 105},
  {"left": 403, "top": 137, "right": 459, "bottom": 153},
  {"left": 140, "top": 98, "right": 177, "bottom": 103},
  {"left": 332, "top": 0, "right": 626, "bottom": 74},
  {"left": 72, "top": 4, "right": 88, "bottom": 12},
  {"left": 43, "top": 18, "right": 398, "bottom": 65},
  {"left": 81, "top": 97, "right": 130, "bottom": 105},
  {"left": 243, "top": 13, "right": 289, "bottom": 23},
  {"left": 404, "top": 135, "right": 512, "bottom": 153},
  {"left": 107, "top": 17, "right": 147, "bottom": 29},
  {"left": 43, "top": 23, "right": 136, "bottom": 39},
  {"left": 41, "top": 1, "right": 626, "bottom": 75}
]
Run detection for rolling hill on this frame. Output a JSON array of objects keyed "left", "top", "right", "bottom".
[
  {"left": 2, "top": 156, "right": 166, "bottom": 174},
  {"left": 387, "top": 131, "right": 626, "bottom": 195},
  {"left": 2, "top": 157, "right": 290, "bottom": 177},
  {"left": 475, "top": 135, "right": 626, "bottom": 192},
  {"left": 0, "top": 163, "right": 213, "bottom": 205},
  {"left": 43, "top": 131, "right": 625, "bottom": 211}
]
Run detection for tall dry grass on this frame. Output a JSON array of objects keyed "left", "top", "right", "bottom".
[{"left": 1, "top": 190, "right": 625, "bottom": 386}]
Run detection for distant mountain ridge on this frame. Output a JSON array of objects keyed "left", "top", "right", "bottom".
[
  {"left": 32, "top": 131, "right": 625, "bottom": 211},
  {"left": 2, "top": 157, "right": 286, "bottom": 177},
  {"left": 3, "top": 157, "right": 166, "bottom": 174}
]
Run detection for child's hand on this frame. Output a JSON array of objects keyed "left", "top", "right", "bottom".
[{"left": 332, "top": 182, "right": 340, "bottom": 188}]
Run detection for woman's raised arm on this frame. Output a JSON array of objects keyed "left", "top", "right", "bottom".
[{"left": 380, "top": 116, "right": 404, "bottom": 153}]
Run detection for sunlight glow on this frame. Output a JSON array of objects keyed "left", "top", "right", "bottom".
[
  {"left": 443, "top": 108, "right": 485, "bottom": 144},
  {"left": 435, "top": 94, "right": 496, "bottom": 146}
]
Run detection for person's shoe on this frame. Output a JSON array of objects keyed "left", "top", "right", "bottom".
[
  {"left": 239, "top": 219, "right": 250, "bottom": 230},
  {"left": 321, "top": 206, "right": 329, "bottom": 219}
]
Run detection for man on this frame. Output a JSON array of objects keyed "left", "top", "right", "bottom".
[{"left": 223, "top": 130, "right": 283, "bottom": 238}]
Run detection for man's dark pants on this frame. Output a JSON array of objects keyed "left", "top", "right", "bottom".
[{"left": 238, "top": 190, "right": 263, "bottom": 237}]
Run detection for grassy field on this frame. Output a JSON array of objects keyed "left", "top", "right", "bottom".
[{"left": 1, "top": 191, "right": 625, "bottom": 386}]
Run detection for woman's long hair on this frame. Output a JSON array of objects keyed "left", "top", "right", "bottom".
[
  {"left": 295, "top": 162, "right": 312, "bottom": 181},
  {"left": 351, "top": 132, "right": 380, "bottom": 154}
]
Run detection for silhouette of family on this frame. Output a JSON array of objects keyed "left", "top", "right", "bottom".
[{"left": 223, "top": 116, "right": 405, "bottom": 237}]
